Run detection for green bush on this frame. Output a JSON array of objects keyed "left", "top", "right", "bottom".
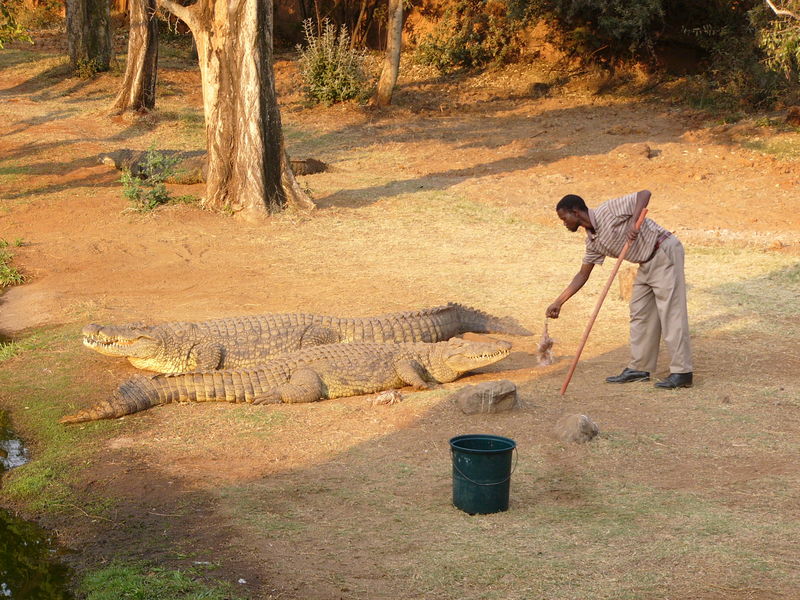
[
  {"left": 0, "top": 0, "right": 32, "bottom": 49},
  {"left": 121, "top": 146, "right": 181, "bottom": 212},
  {"left": 73, "top": 57, "right": 101, "bottom": 79},
  {"left": 681, "top": 8, "right": 790, "bottom": 111},
  {"left": 416, "top": 0, "right": 529, "bottom": 73},
  {"left": 13, "top": 0, "right": 61, "bottom": 30},
  {"left": 753, "top": 3, "right": 800, "bottom": 83},
  {"left": 532, "top": 0, "right": 665, "bottom": 62},
  {"left": 297, "top": 18, "right": 368, "bottom": 105}
]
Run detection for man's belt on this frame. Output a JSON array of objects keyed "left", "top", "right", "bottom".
[{"left": 641, "top": 231, "right": 671, "bottom": 264}]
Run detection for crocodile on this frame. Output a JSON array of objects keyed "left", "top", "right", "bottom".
[
  {"left": 60, "top": 338, "right": 512, "bottom": 423},
  {"left": 99, "top": 149, "right": 326, "bottom": 184},
  {"left": 82, "top": 303, "right": 532, "bottom": 374}
]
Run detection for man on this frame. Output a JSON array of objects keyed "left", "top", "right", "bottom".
[{"left": 545, "top": 190, "right": 693, "bottom": 389}]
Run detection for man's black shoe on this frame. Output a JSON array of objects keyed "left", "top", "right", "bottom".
[
  {"left": 655, "top": 372, "right": 693, "bottom": 389},
  {"left": 606, "top": 368, "right": 650, "bottom": 383}
]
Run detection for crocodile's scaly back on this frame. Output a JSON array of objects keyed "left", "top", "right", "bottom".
[
  {"left": 83, "top": 304, "right": 530, "bottom": 373},
  {"left": 61, "top": 339, "right": 512, "bottom": 423}
]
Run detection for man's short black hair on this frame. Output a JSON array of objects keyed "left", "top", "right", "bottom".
[{"left": 556, "top": 194, "right": 587, "bottom": 212}]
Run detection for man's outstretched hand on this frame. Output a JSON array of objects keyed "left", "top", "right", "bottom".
[{"left": 546, "top": 303, "right": 562, "bottom": 319}]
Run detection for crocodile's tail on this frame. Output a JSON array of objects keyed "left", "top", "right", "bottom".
[
  {"left": 449, "top": 303, "right": 533, "bottom": 336},
  {"left": 60, "top": 374, "right": 167, "bottom": 424},
  {"left": 60, "top": 370, "right": 275, "bottom": 423}
]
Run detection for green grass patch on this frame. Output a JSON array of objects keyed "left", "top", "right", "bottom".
[
  {"left": 0, "top": 163, "right": 29, "bottom": 186},
  {"left": 741, "top": 136, "right": 800, "bottom": 159},
  {"left": 0, "top": 238, "right": 26, "bottom": 288},
  {"left": 0, "top": 324, "right": 125, "bottom": 512},
  {"left": 0, "top": 333, "right": 43, "bottom": 361},
  {"left": 79, "top": 562, "right": 242, "bottom": 600}
]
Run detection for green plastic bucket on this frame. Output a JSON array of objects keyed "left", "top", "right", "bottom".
[{"left": 449, "top": 434, "right": 517, "bottom": 515}]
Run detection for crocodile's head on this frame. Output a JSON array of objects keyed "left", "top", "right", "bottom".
[
  {"left": 426, "top": 338, "right": 511, "bottom": 383},
  {"left": 82, "top": 323, "right": 163, "bottom": 360}
]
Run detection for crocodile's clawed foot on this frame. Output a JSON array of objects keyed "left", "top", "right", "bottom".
[{"left": 252, "top": 390, "right": 282, "bottom": 405}]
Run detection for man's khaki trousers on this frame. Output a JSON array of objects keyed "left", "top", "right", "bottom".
[{"left": 628, "top": 236, "right": 693, "bottom": 374}]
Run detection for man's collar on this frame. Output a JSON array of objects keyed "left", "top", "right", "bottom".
[{"left": 586, "top": 209, "right": 598, "bottom": 237}]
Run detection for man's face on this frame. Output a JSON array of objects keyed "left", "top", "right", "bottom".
[{"left": 557, "top": 208, "right": 580, "bottom": 232}]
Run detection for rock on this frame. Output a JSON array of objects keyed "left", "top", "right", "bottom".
[
  {"left": 552, "top": 413, "right": 599, "bottom": 444},
  {"left": 451, "top": 380, "right": 518, "bottom": 415},
  {"left": 613, "top": 142, "right": 652, "bottom": 159}
]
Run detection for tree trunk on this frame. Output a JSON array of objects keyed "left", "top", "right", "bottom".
[
  {"left": 350, "top": 0, "right": 377, "bottom": 49},
  {"left": 111, "top": 0, "right": 159, "bottom": 114},
  {"left": 160, "top": 0, "right": 314, "bottom": 217},
  {"left": 66, "top": 0, "right": 113, "bottom": 71},
  {"left": 372, "top": 0, "right": 402, "bottom": 107}
]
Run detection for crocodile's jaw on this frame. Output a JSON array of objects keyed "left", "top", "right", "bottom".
[
  {"left": 82, "top": 323, "right": 162, "bottom": 360},
  {"left": 82, "top": 335, "right": 161, "bottom": 357},
  {"left": 429, "top": 339, "right": 511, "bottom": 382}
]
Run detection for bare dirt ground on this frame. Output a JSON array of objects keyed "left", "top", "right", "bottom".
[{"left": 1, "top": 36, "right": 800, "bottom": 599}]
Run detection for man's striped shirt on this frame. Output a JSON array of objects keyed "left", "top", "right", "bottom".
[{"left": 583, "top": 192, "right": 669, "bottom": 265}]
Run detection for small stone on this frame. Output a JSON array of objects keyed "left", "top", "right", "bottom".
[
  {"left": 450, "top": 380, "right": 518, "bottom": 415},
  {"left": 552, "top": 414, "right": 599, "bottom": 444},
  {"left": 613, "top": 142, "right": 652, "bottom": 159}
]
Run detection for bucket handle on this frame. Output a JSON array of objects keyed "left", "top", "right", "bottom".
[{"left": 450, "top": 447, "right": 518, "bottom": 487}]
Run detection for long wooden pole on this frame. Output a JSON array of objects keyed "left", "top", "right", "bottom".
[{"left": 560, "top": 209, "right": 648, "bottom": 395}]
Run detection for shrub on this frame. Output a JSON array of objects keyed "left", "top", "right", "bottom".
[
  {"left": 297, "top": 18, "right": 368, "bottom": 105},
  {"left": 753, "top": 3, "right": 800, "bottom": 83},
  {"left": 682, "top": 9, "right": 790, "bottom": 111},
  {"left": 0, "top": 1, "right": 32, "bottom": 49},
  {"left": 73, "top": 58, "right": 101, "bottom": 79},
  {"left": 120, "top": 146, "right": 181, "bottom": 212},
  {"left": 415, "top": 0, "right": 529, "bottom": 73},
  {"left": 12, "top": 0, "right": 61, "bottom": 30},
  {"left": 532, "top": 0, "right": 665, "bottom": 63}
]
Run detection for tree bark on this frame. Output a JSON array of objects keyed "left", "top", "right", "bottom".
[
  {"left": 66, "top": 0, "right": 113, "bottom": 71},
  {"left": 111, "top": 0, "right": 159, "bottom": 114},
  {"left": 372, "top": 0, "right": 402, "bottom": 107},
  {"left": 350, "top": 0, "right": 378, "bottom": 49},
  {"left": 159, "top": 0, "right": 314, "bottom": 217}
]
